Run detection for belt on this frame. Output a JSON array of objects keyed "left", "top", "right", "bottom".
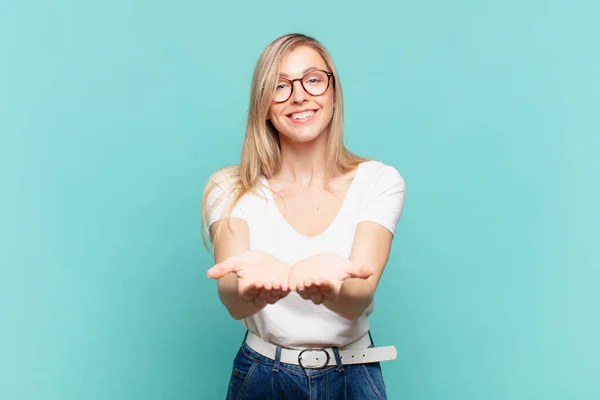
[{"left": 245, "top": 331, "right": 397, "bottom": 369}]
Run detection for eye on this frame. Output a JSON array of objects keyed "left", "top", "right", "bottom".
[{"left": 303, "top": 71, "right": 327, "bottom": 86}]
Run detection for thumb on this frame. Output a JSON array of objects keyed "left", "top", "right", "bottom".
[
  {"left": 207, "top": 257, "right": 242, "bottom": 279},
  {"left": 346, "top": 264, "right": 375, "bottom": 279}
]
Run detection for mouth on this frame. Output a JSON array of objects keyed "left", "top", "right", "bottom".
[{"left": 286, "top": 109, "right": 318, "bottom": 123}]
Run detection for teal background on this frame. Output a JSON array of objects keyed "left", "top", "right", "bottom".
[{"left": 1, "top": 0, "right": 598, "bottom": 399}]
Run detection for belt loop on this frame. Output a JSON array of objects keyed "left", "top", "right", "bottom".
[
  {"left": 331, "top": 347, "right": 344, "bottom": 373},
  {"left": 272, "top": 346, "right": 282, "bottom": 373}
]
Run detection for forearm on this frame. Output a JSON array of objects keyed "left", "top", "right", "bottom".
[
  {"left": 217, "top": 272, "right": 265, "bottom": 320},
  {"left": 323, "top": 278, "right": 375, "bottom": 320}
]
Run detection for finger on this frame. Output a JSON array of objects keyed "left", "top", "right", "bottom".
[
  {"left": 294, "top": 278, "right": 306, "bottom": 292},
  {"left": 276, "top": 281, "right": 290, "bottom": 293},
  {"left": 288, "top": 274, "right": 300, "bottom": 291},
  {"left": 253, "top": 280, "right": 264, "bottom": 290},
  {"left": 263, "top": 280, "right": 273, "bottom": 291},
  {"left": 279, "top": 287, "right": 290, "bottom": 299},
  {"left": 258, "top": 289, "right": 270, "bottom": 302},
  {"left": 309, "top": 285, "right": 323, "bottom": 304},
  {"left": 207, "top": 257, "right": 242, "bottom": 279},
  {"left": 267, "top": 289, "right": 280, "bottom": 304},
  {"left": 304, "top": 278, "right": 313, "bottom": 289},
  {"left": 309, "top": 285, "right": 320, "bottom": 296},
  {"left": 251, "top": 288, "right": 269, "bottom": 307},
  {"left": 320, "top": 282, "right": 336, "bottom": 301},
  {"left": 297, "top": 287, "right": 311, "bottom": 300},
  {"left": 346, "top": 264, "right": 375, "bottom": 279},
  {"left": 253, "top": 294, "right": 267, "bottom": 308},
  {"left": 239, "top": 281, "right": 260, "bottom": 302}
]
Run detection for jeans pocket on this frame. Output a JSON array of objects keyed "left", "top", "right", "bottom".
[
  {"left": 226, "top": 348, "right": 258, "bottom": 400},
  {"left": 361, "top": 362, "right": 387, "bottom": 400}
]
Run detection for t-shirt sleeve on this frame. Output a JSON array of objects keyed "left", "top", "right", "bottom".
[
  {"left": 205, "top": 178, "right": 245, "bottom": 229},
  {"left": 357, "top": 165, "right": 406, "bottom": 235}
]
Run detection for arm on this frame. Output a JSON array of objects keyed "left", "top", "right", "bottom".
[
  {"left": 210, "top": 219, "right": 265, "bottom": 320},
  {"left": 322, "top": 221, "right": 393, "bottom": 320},
  {"left": 292, "top": 165, "right": 405, "bottom": 318}
]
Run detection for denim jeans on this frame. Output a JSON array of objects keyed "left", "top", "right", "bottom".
[{"left": 225, "top": 334, "right": 387, "bottom": 400}]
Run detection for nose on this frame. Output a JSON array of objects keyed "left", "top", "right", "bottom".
[{"left": 290, "top": 80, "right": 308, "bottom": 104}]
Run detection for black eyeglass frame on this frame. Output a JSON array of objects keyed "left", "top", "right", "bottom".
[{"left": 272, "top": 69, "right": 334, "bottom": 103}]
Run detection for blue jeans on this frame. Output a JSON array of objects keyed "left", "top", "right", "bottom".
[{"left": 225, "top": 334, "right": 388, "bottom": 400}]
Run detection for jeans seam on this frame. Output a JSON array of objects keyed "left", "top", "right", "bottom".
[
  {"left": 232, "top": 368, "right": 246, "bottom": 379},
  {"left": 361, "top": 364, "right": 384, "bottom": 400},
  {"left": 233, "top": 360, "right": 258, "bottom": 400}
]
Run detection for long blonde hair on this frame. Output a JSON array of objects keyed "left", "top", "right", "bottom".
[{"left": 201, "top": 33, "right": 367, "bottom": 247}]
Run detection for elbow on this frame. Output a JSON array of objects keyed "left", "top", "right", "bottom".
[
  {"left": 227, "top": 307, "right": 248, "bottom": 321},
  {"left": 339, "top": 297, "right": 374, "bottom": 321},
  {"left": 226, "top": 304, "right": 260, "bottom": 321},
  {"left": 230, "top": 313, "right": 245, "bottom": 321}
]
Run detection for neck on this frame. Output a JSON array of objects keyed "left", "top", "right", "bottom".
[{"left": 276, "top": 132, "right": 329, "bottom": 188}]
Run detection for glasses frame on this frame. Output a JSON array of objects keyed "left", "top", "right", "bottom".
[{"left": 272, "top": 69, "right": 334, "bottom": 103}]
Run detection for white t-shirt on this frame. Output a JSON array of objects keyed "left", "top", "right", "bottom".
[{"left": 206, "top": 160, "right": 406, "bottom": 349}]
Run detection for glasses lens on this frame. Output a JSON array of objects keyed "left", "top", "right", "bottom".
[
  {"left": 273, "top": 79, "right": 292, "bottom": 102},
  {"left": 302, "top": 71, "right": 329, "bottom": 96}
]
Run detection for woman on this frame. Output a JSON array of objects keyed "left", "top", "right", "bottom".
[{"left": 202, "top": 33, "right": 405, "bottom": 399}]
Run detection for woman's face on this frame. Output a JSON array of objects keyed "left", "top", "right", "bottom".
[{"left": 267, "top": 46, "right": 334, "bottom": 144}]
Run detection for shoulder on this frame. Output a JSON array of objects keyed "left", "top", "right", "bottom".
[
  {"left": 203, "top": 165, "right": 247, "bottom": 228},
  {"left": 205, "top": 165, "right": 240, "bottom": 187},
  {"left": 204, "top": 165, "right": 241, "bottom": 196},
  {"left": 203, "top": 165, "right": 268, "bottom": 214},
  {"left": 358, "top": 160, "right": 405, "bottom": 190},
  {"left": 354, "top": 160, "right": 406, "bottom": 233}
]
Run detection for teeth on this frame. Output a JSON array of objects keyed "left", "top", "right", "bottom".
[{"left": 291, "top": 111, "right": 315, "bottom": 120}]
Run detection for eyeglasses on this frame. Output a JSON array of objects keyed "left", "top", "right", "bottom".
[{"left": 272, "top": 69, "right": 334, "bottom": 103}]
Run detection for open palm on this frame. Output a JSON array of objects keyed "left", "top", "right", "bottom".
[
  {"left": 288, "top": 253, "right": 374, "bottom": 305},
  {"left": 207, "top": 250, "right": 291, "bottom": 307}
]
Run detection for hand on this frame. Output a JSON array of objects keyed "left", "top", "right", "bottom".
[
  {"left": 207, "top": 250, "right": 291, "bottom": 307},
  {"left": 288, "top": 253, "right": 375, "bottom": 305}
]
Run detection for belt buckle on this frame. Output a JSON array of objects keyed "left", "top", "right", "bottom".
[{"left": 298, "top": 348, "right": 330, "bottom": 369}]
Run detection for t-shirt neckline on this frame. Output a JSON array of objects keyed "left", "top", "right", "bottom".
[{"left": 260, "top": 161, "right": 368, "bottom": 241}]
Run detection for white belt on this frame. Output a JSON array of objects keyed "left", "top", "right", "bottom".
[{"left": 245, "top": 331, "right": 397, "bottom": 369}]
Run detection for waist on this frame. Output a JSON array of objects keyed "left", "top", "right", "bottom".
[
  {"left": 241, "top": 296, "right": 374, "bottom": 348},
  {"left": 245, "top": 331, "right": 397, "bottom": 369}
]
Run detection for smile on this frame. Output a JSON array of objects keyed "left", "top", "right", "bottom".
[{"left": 287, "top": 110, "right": 318, "bottom": 123}]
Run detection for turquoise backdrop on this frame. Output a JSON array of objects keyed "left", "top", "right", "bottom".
[{"left": 1, "top": 0, "right": 598, "bottom": 399}]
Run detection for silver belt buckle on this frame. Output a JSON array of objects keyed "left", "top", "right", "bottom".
[{"left": 298, "top": 348, "right": 330, "bottom": 368}]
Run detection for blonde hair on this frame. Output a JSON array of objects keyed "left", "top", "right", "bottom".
[{"left": 201, "top": 33, "right": 368, "bottom": 247}]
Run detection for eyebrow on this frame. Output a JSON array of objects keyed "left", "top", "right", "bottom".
[{"left": 278, "top": 67, "right": 320, "bottom": 78}]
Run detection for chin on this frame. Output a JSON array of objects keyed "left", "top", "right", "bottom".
[{"left": 282, "top": 128, "right": 326, "bottom": 144}]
